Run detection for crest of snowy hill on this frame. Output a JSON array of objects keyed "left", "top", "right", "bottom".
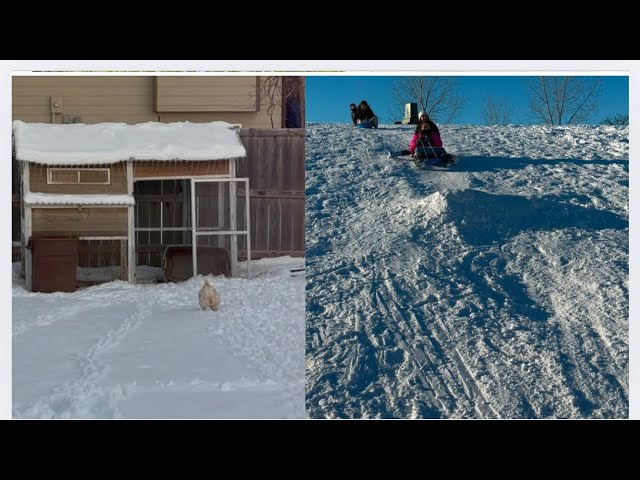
[{"left": 305, "top": 123, "right": 628, "bottom": 419}]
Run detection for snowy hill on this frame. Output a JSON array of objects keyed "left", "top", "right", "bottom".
[{"left": 305, "top": 123, "right": 628, "bottom": 419}]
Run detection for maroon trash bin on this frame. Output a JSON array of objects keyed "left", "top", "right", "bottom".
[{"left": 28, "top": 236, "right": 79, "bottom": 293}]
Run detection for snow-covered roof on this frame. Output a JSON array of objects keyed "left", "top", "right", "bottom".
[
  {"left": 24, "top": 192, "right": 135, "bottom": 206},
  {"left": 12, "top": 121, "right": 246, "bottom": 165}
]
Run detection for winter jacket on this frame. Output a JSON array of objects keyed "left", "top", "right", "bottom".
[
  {"left": 409, "top": 130, "right": 443, "bottom": 154},
  {"left": 351, "top": 109, "right": 361, "bottom": 125},
  {"left": 415, "top": 120, "right": 440, "bottom": 136},
  {"left": 359, "top": 105, "right": 376, "bottom": 120}
]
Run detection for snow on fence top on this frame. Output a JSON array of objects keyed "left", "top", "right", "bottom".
[{"left": 12, "top": 121, "right": 246, "bottom": 165}]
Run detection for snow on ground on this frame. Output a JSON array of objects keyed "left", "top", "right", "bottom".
[
  {"left": 305, "top": 123, "right": 628, "bottom": 419},
  {"left": 12, "top": 256, "right": 304, "bottom": 419}
]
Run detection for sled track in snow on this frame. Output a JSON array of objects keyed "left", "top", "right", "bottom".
[
  {"left": 305, "top": 123, "right": 628, "bottom": 418},
  {"left": 14, "top": 290, "right": 149, "bottom": 419},
  {"left": 367, "top": 255, "right": 499, "bottom": 418}
]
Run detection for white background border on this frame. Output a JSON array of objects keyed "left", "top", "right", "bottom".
[{"left": 1, "top": 60, "right": 635, "bottom": 420}]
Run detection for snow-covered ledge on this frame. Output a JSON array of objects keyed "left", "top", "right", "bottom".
[
  {"left": 24, "top": 192, "right": 135, "bottom": 206},
  {"left": 12, "top": 120, "right": 246, "bottom": 165}
]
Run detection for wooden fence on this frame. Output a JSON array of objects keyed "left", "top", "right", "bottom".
[{"left": 237, "top": 128, "right": 305, "bottom": 258}]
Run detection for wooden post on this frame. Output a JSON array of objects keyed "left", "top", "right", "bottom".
[
  {"left": 244, "top": 178, "right": 251, "bottom": 279},
  {"left": 218, "top": 181, "right": 225, "bottom": 248},
  {"left": 127, "top": 161, "right": 135, "bottom": 283},
  {"left": 23, "top": 162, "right": 32, "bottom": 291},
  {"left": 24, "top": 206, "right": 32, "bottom": 292},
  {"left": 229, "top": 159, "right": 238, "bottom": 277},
  {"left": 191, "top": 178, "right": 197, "bottom": 278}
]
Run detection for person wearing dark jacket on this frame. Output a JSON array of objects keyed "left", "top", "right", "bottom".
[
  {"left": 357, "top": 100, "right": 379, "bottom": 128},
  {"left": 350, "top": 103, "right": 360, "bottom": 126}
]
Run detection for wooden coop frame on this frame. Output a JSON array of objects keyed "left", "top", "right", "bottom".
[{"left": 14, "top": 121, "right": 250, "bottom": 291}]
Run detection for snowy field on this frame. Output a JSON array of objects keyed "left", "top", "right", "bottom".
[
  {"left": 12, "top": 257, "right": 305, "bottom": 419},
  {"left": 305, "top": 123, "right": 628, "bottom": 419}
]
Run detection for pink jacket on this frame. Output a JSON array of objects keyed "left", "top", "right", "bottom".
[{"left": 409, "top": 131, "right": 443, "bottom": 153}]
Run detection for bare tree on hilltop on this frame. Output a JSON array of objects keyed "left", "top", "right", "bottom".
[
  {"left": 601, "top": 113, "right": 629, "bottom": 126},
  {"left": 390, "top": 77, "right": 465, "bottom": 124},
  {"left": 482, "top": 96, "right": 513, "bottom": 125},
  {"left": 526, "top": 76, "right": 602, "bottom": 125}
]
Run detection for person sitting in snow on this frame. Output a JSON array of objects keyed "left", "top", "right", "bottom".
[
  {"left": 357, "top": 100, "right": 379, "bottom": 128},
  {"left": 350, "top": 103, "right": 361, "bottom": 126},
  {"left": 396, "top": 112, "right": 443, "bottom": 156},
  {"left": 409, "top": 111, "right": 443, "bottom": 155},
  {"left": 416, "top": 111, "right": 441, "bottom": 138},
  {"left": 396, "top": 112, "right": 454, "bottom": 164}
]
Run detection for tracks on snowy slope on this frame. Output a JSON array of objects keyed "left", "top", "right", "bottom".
[
  {"left": 13, "top": 289, "right": 149, "bottom": 419},
  {"left": 505, "top": 233, "right": 629, "bottom": 417},
  {"left": 365, "top": 254, "right": 499, "bottom": 418}
]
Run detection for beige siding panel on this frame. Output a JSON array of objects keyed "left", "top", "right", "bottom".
[
  {"left": 11, "top": 76, "right": 281, "bottom": 128},
  {"left": 72, "top": 115, "right": 159, "bottom": 124},
  {"left": 63, "top": 96, "right": 154, "bottom": 106},
  {"left": 12, "top": 77, "right": 156, "bottom": 124},
  {"left": 159, "top": 97, "right": 256, "bottom": 110},
  {"left": 32, "top": 207, "right": 128, "bottom": 237},
  {"left": 157, "top": 96, "right": 256, "bottom": 106},
  {"left": 133, "top": 160, "right": 229, "bottom": 179},
  {"left": 158, "top": 86, "right": 259, "bottom": 97},
  {"left": 155, "top": 77, "right": 258, "bottom": 113},
  {"left": 12, "top": 105, "right": 51, "bottom": 115},
  {"left": 156, "top": 77, "right": 257, "bottom": 87},
  {"left": 13, "top": 86, "right": 154, "bottom": 97},
  {"left": 13, "top": 77, "right": 153, "bottom": 87},
  {"left": 155, "top": 104, "right": 255, "bottom": 113},
  {"left": 12, "top": 115, "right": 50, "bottom": 123},
  {"left": 12, "top": 97, "right": 51, "bottom": 106},
  {"left": 21, "top": 105, "right": 155, "bottom": 115},
  {"left": 12, "top": 115, "right": 158, "bottom": 124},
  {"left": 29, "top": 162, "right": 129, "bottom": 194},
  {"left": 160, "top": 111, "right": 281, "bottom": 129}
]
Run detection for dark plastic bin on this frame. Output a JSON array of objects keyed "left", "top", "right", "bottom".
[
  {"left": 163, "top": 245, "right": 231, "bottom": 282},
  {"left": 28, "top": 236, "right": 79, "bottom": 293}
]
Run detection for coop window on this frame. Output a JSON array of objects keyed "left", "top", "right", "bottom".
[{"left": 47, "top": 168, "right": 111, "bottom": 185}]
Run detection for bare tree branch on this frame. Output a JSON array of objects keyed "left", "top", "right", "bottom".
[
  {"left": 601, "top": 113, "right": 629, "bottom": 126},
  {"left": 526, "top": 76, "right": 602, "bottom": 125},
  {"left": 482, "top": 96, "right": 513, "bottom": 125},
  {"left": 248, "top": 76, "right": 304, "bottom": 128},
  {"left": 390, "top": 76, "right": 466, "bottom": 124}
]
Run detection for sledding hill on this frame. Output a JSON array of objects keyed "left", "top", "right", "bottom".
[{"left": 305, "top": 123, "right": 629, "bottom": 419}]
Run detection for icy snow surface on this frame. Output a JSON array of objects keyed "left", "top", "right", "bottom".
[{"left": 305, "top": 123, "right": 628, "bottom": 419}]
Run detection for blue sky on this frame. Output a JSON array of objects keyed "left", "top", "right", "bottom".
[{"left": 306, "top": 76, "right": 629, "bottom": 125}]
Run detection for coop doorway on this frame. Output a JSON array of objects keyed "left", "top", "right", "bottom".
[{"left": 133, "top": 177, "right": 251, "bottom": 281}]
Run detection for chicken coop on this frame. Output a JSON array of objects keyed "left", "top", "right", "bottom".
[{"left": 13, "top": 120, "right": 251, "bottom": 291}]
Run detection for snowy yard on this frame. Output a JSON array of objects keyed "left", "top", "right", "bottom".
[
  {"left": 305, "top": 123, "right": 628, "bottom": 419},
  {"left": 12, "top": 256, "right": 305, "bottom": 419}
]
